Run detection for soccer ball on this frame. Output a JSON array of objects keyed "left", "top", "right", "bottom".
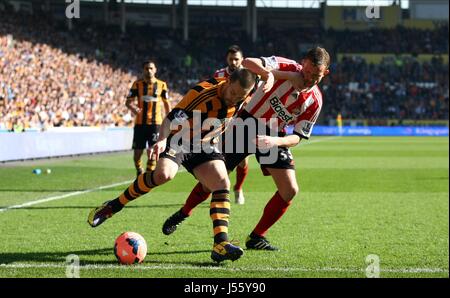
[{"left": 114, "top": 232, "right": 147, "bottom": 265}]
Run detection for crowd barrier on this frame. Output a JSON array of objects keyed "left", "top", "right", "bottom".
[
  {"left": 297, "top": 126, "right": 449, "bottom": 136},
  {"left": 0, "top": 127, "right": 133, "bottom": 162},
  {"left": 1, "top": 126, "right": 448, "bottom": 162}
]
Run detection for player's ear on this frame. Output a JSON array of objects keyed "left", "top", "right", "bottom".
[{"left": 324, "top": 69, "right": 330, "bottom": 76}]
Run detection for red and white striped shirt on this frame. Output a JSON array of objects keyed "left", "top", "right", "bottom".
[
  {"left": 214, "top": 66, "right": 232, "bottom": 79},
  {"left": 244, "top": 56, "right": 323, "bottom": 139}
]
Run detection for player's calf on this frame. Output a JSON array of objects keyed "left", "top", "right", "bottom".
[{"left": 87, "top": 171, "right": 158, "bottom": 228}]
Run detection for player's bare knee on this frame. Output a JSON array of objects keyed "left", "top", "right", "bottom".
[
  {"left": 201, "top": 184, "right": 211, "bottom": 193},
  {"left": 279, "top": 185, "right": 299, "bottom": 200},
  {"left": 210, "top": 177, "right": 230, "bottom": 192},
  {"left": 152, "top": 169, "right": 174, "bottom": 185}
]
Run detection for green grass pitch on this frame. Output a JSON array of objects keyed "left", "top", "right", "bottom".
[{"left": 0, "top": 136, "right": 448, "bottom": 278}]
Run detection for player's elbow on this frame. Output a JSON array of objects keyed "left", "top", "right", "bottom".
[
  {"left": 285, "top": 135, "right": 301, "bottom": 147},
  {"left": 242, "top": 58, "right": 260, "bottom": 69}
]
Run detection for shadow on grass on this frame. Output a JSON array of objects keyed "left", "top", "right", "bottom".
[
  {"left": 0, "top": 187, "right": 132, "bottom": 193},
  {"left": 0, "top": 248, "right": 114, "bottom": 265},
  {"left": 0, "top": 204, "right": 210, "bottom": 210},
  {"left": 0, "top": 247, "right": 221, "bottom": 267}
]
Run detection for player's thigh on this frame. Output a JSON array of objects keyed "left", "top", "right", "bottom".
[
  {"left": 193, "top": 160, "right": 230, "bottom": 192},
  {"left": 265, "top": 167, "right": 299, "bottom": 202},
  {"left": 238, "top": 156, "right": 249, "bottom": 168},
  {"left": 153, "top": 157, "right": 179, "bottom": 185},
  {"left": 224, "top": 152, "right": 250, "bottom": 172},
  {"left": 132, "top": 125, "right": 147, "bottom": 150},
  {"left": 146, "top": 125, "right": 160, "bottom": 148}
]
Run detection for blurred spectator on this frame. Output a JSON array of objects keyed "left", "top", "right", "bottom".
[{"left": 321, "top": 55, "right": 449, "bottom": 122}]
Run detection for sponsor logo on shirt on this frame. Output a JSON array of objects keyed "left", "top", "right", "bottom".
[
  {"left": 269, "top": 96, "right": 294, "bottom": 123},
  {"left": 174, "top": 110, "right": 188, "bottom": 122},
  {"left": 142, "top": 95, "right": 158, "bottom": 102}
]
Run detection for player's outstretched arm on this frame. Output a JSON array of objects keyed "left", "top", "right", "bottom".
[
  {"left": 243, "top": 58, "right": 303, "bottom": 92},
  {"left": 272, "top": 71, "right": 306, "bottom": 92},
  {"left": 255, "top": 134, "right": 301, "bottom": 149},
  {"left": 242, "top": 58, "right": 274, "bottom": 92},
  {"left": 242, "top": 58, "right": 271, "bottom": 80}
]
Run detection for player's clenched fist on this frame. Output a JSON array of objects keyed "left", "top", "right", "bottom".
[{"left": 151, "top": 139, "right": 167, "bottom": 161}]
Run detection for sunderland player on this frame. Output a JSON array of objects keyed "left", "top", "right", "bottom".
[
  {"left": 214, "top": 45, "right": 244, "bottom": 79},
  {"left": 162, "top": 47, "right": 330, "bottom": 251},
  {"left": 88, "top": 69, "right": 257, "bottom": 263},
  {"left": 126, "top": 60, "right": 171, "bottom": 176},
  {"left": 214, "top": 45, "right": 249, "bottom": 204}
]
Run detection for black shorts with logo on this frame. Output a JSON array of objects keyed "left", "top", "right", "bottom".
[
  {"left": 221, "top": 110, "right": 295, "bottom": 175},
  {"left": 159, "top": 135, "right": 226, "bottom": 174},
  {"left": 132, "top": 124, "right": 160, "bottom": 150}
]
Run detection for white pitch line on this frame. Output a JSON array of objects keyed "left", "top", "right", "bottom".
[
  {"left": 300, "top": 136, "right": 342, "bottom": 145},
  {"left": 0, "top": 180, "right": 133, "bottom": 213},
  {"left": 0, "top": 263, "right": 447, "bottom": 274}
]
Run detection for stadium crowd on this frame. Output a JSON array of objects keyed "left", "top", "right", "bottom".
[
  {"left": 0, "top": 8, "right": 448, "bottom": 131},
  {"left": 323, "top": 54, "right": 449, "bottom": 122}
]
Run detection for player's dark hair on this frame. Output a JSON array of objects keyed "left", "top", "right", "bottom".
[
  {"left": 142, "top": 60, "right": 157, "bottom": 68},
  {"left": 304, "top": 47, "right": 331, "bottom": 69},
  {"left": 226, "top": 45, "right": 243, "bottom": 57},
  {"left": 229, "top": 68, "right": 257, "bottom": 90}
]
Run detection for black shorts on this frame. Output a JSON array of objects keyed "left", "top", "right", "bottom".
[
  {"left": 223, "top": 147, "right": 294, "bottom": 176},
  {"left": 221, "top": 110, "right": 295, "bottom": 175},
  {"left": 159, "top": 136, "right": 226, "bottom": 174},
  {"left": 132, "top": 125, "right": 160, "bottom": 150}
]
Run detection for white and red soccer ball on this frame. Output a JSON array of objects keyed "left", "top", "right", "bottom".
[{"left": 114, "top": 232, "right": 147, "bottom": 265}]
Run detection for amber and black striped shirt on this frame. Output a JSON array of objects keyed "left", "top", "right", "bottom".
[
  {"left": 128, "top": 78, "right": 169, "bottom": 125},
  {"left": 167, "top": 78, "right": 242, "bottom": 140}
]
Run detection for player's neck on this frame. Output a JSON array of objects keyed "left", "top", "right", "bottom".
[
  {"left": 144, "top": 77, "right": 156, "bottom": 83},
  {"left": 219, "top": 83, "right": 232, "bottom": 106},
  {"left": 299, "top": 85, "right": 315, "bottom": 93},
  {"left": 227, "top": 65, "right": 241, "bottom": 73}
]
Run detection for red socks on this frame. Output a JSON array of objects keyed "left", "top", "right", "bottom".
[
  {"left": 234, "top": 164, "right": 249, "bottom": 191},
  {"left": 252, "top": 191, "right": 292, "bottom": 237},
  {"left": 181, "top": 182, "right": 211, "bottom": 216}
]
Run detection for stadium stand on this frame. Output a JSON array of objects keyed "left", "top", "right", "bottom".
[{"left": 0, "top": 3, "right": 448, "bottom": 131}]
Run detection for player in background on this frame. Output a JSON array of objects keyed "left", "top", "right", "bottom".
[
  {"left": 126, "top": 60, "right": 171, "bottom": 176},
  {"left": 336, "top": 112, "right": 343, "bottom": 136},
  {"left": 214, "top": 45, "right": 244, "bottom": 79},
  {"left": 162, "top": 47, "right": 331, "bottom": 251},
  {"left": 88, "top": 69, "right": 257, "bottom": 263},
  {"left": 214, "top": 45, "right": 249, "bottom": 204}
]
